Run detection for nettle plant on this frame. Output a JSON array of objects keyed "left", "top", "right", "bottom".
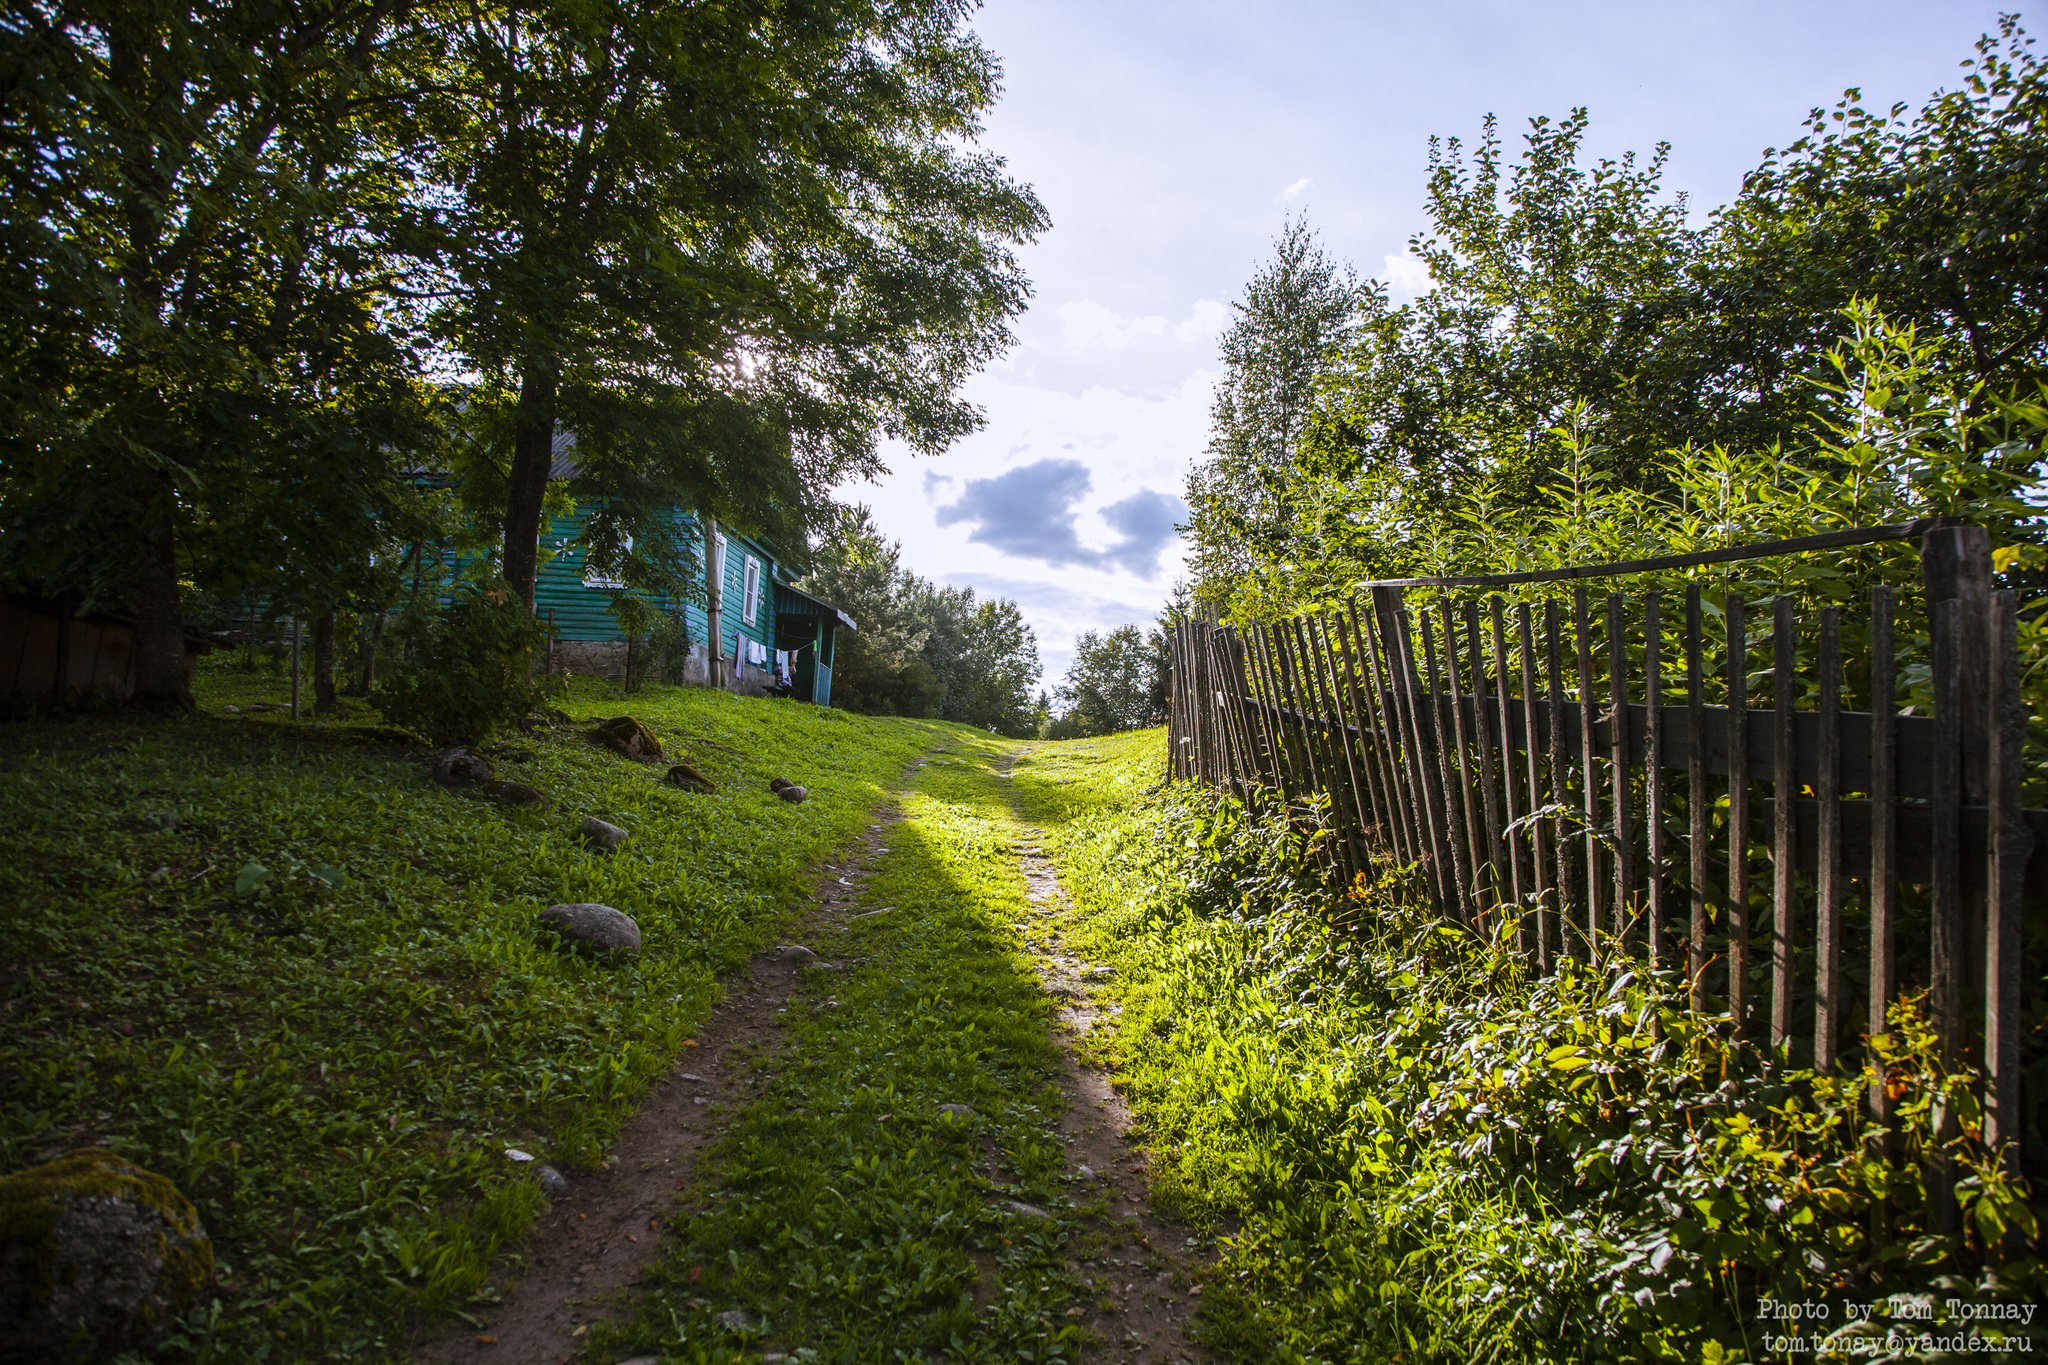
[{"left": 1161, "top": 790, "right": 2038, "bottom": 1361}]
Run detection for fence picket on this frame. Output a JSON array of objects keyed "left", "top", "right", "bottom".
[
  {"left": 1421, "top": 610, "right": 1477, "bottom": 921},
  {"left": 1609, "top": 593, "right": 1635, "bottom": 944},
  {"left": 1773, "top": 595, "right": 1798, "bottom": 1055},
  {"left": 1687, "top": 587, "right": 1709, "bottom": 1012},
  {"left": 1929, "top": 597, "right": 1963, "bottom": 1235},
  {"left": 1520, "top": 602, "right": 1555, "bottom": 969},
  {"left": 1491, "top": 598, "right": 1530, "bottom": 925},
  {"left": 1815, "top": 607, "right": 1842, "bottom": 1070},
  {"left": 1545, "top": 599, "right": 1580, "bottom": 956},
  {"left": 1728, "top": 593, "right": 1752, "bottom": 1037},
  {"left": 1574, "top": 589, "right": 1604, "bottom": 952},
  {"left": 1644, "top": 593, "right": 1666, "bottom": 967},
  {"left": 1437, "top": 605, "right": 1489, "bottom": 917},
  {"left": 1466, "top": 601, "right": 1508, "bottom": 914},
  {"left": 1161, "top": 524, "right": 2040, "bottom": 1213}
]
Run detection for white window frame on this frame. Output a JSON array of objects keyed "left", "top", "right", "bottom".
[
  {"left": 713, "top": 533, "right": 728, "bottom": 591},
  {"left": 742, "top": 555, "right": 762, "bottom": 625},
  {"left": 581, "top": 532, "right": 632, "bottom": 590}
]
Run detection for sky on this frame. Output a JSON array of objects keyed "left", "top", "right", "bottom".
[{"left": 838, "top": 0, "right": 2018, "bottom": 686}]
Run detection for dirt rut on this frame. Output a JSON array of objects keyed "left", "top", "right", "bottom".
[
  {"left": 1003, "top": 753, "right": 1210, "bottom": 1365},
  {"left": 412, "top": 802, "right": 906, "bottom": 1365}
]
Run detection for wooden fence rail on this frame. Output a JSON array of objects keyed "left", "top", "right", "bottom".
[{"left": 1166, "top": 522, "right": 2039, "bottom": 1211}]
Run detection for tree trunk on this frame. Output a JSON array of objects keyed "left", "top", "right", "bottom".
[
  {"left": 130, "top": 493, "right": 190, "bottom": 708},
  {"left": 312, "top": 611, "right": 337, "bottom": 712},
  {"left": 351, "top": 609, "right": 386, "bottom": 695},
  {"left": 503, "top": 357, "right": 561, "bottom": 609}
]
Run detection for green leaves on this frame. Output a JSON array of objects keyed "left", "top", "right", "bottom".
[{"left": 1014, "top": 728, "right": 2047, "bottom": 1364}]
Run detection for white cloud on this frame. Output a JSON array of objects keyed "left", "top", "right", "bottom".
[
  {"left": 1382, "top": 251, "right": 1432, "bottom": 298},
  {"left": 1174, "top": 298, "right": 1229, "bottom": 342},
  {"left": 1056, "top": 298, "right": 1229, "bottom": 352},
  {"left": 1057, "top": 300, "right": 1166, "bottom": 349},
  {"left": 1280, "top": 176, "right": 1313, "bottom": 200}
]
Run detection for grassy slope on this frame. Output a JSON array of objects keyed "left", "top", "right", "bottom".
[
  {"left": 603, "top": 732, "right": 1094, "bottom": 1364},
  {"left": 0, "top": 662, "right": 957, "bottom": 1361}
]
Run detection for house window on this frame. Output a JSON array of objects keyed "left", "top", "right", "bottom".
[
  {"left": 713, "top": 534, "right": 728, "bottom": 592},
  {"left": 742, "top": 556, "right": 762, "bottom": 625},
  {"left": 582, "top": 533, "right": 632, "bottom": 589}
]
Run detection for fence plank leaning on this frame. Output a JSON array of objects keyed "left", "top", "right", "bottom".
[
  {"left": 1574, "top": 588, "right": 1604, "bottom": 951},
  {"left": 1344, "top": 600, "right": 1417, "bottom": 873}
]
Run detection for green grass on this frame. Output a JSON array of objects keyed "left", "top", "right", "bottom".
[
  {"left": 601, "top": 732, "right": 1098, "bottom": 1364},
  {"left": 0, "top": 661, "right": 961, "bottom": 1361},
  {"left": 1010, "top": 730, "right": 2042, "bottom": 1365}
]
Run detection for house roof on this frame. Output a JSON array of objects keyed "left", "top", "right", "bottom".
[{"left": 773, "top": 581, "right": 856, "bottom": 632}]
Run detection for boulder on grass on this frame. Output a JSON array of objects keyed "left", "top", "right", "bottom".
[
  {"left": 777, "top": 784, "right": 808, "bottom": 804},
  {"left": 0, "top": 1149, "right": 213, "bottom": 1359},
  {"left": 580, "top": 816, "right": 628, "bottom": 852},
  {"left": 767, "top": 776, "right": 793, "bottom": 793},
  {"left": 590, "top": 716, "right": 663, "bottom": 763},
  {"left": 487, "top": 780, "right": 547, "bottom": 808},
  {"left": 431, "top": 747, "right": 495, "bottom": 786},
  {"left": 539, "top": 903, "right": 642, "bottom": 958}
]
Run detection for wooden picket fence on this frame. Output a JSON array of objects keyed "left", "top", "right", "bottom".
[{"left": 1166, "top": 519, "right": 2040, "bottom": 1207}]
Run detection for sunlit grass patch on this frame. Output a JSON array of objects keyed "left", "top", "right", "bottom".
[
  {"left": 607, "top": 733, "right": 1091, "bottom": 1363},
  {"left": 1011, "top": 731, "right": 2042, "bottom": 1365}
]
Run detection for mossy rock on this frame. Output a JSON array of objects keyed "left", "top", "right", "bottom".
[
  {"left": 0, "top": 1149, "right": 213, "bottom": 1360},
  {"left": 591, "top": 715, "right": 663, "bottom": 762}
]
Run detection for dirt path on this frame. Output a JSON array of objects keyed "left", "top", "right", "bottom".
[
  {"left": 1001, "top": 752, "right": 1210, "bottom": 1365},
  {"left": 413, "top": 794, "right": 908, "bottom": 1365}
]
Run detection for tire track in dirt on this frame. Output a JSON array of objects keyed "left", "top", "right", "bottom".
[
  {"left": 1000, "top": 749, "right": 1210, "bottom": 1365},
  {"left": 412, "top": 769, "right": 919, "bottom": 1365}
]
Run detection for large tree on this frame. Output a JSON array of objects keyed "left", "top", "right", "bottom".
[
  {"left": 424, "top": 0, "right": 1047, "bottom": 611},
  {"left": 0, "top": 0, "right": 437, "bottom": 704}
]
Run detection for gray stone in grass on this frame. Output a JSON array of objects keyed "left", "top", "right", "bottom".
[
  {"left": 1005, "top": 1200, "right": 1051, "bottom": 1219},
  {"left": 580, "top": 816, "right": 628, "bottom": 851},
  {"left": 776, "top": 784, "right": 807, "bottom": 804},
  {"left": 539, "top": 903, "right": 642, "bottom": 958},
  {"left": 775, "top": 944, "right": 818, "bottom": 963},
  {"left": 767, "top": 776, "right": 793, "bottom": 793},
  {"left": 713, "top": 1309, "right": 751, "bottom": 1332},
  {"left": 431, "top": 747, "right": 494, "bottom": 786},
  {"left": 534, "top": 1165, "right": 570, "bottom": 1198},
  {"left": 936, "top": 1103, "right": 977, "bottom": 1120}
]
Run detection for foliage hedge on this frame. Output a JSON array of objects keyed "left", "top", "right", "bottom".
[{"left": 1013, "top": 731, "right": 2042, "bottom": 1364}]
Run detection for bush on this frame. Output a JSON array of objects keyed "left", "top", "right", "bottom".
[
  {"left": 1019, "top": 743, "right": 2044, "bottom": 1364},
  {"left": 374, "top": 578, "right": 549, "bottom": 745}
]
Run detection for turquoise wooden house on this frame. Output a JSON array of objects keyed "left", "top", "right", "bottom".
[{"left": 532, "top": 451, "right": 853, "bottom": 704}]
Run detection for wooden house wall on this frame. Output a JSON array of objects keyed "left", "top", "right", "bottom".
[{"left": 531, "top": 509, "right": 782, "bottom": 669}]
